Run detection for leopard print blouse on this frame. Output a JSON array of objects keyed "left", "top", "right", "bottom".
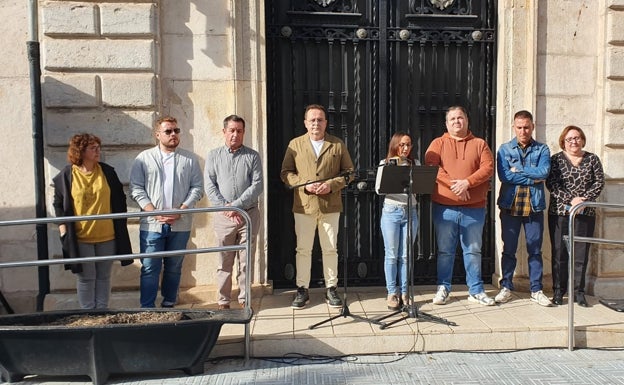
[{"left": 546, "top": 151, "right": 605, "bottom": 217}]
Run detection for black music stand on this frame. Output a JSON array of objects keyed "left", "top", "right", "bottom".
[
  {"left": 372, "top": 164, "right": 456, "bottom": 329},
  {"left": 297, "top": 173, "right": 383, "bottom": 329}
]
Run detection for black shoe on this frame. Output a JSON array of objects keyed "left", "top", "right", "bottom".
[
  {"left": 325, "top": 286, "right": 343, "bottom": 308},
  {"left": 552, "top": 290, "right": 563, "bottom": 306},
  {"left": 291, "top": 287, "right": 310, "bottom": 309},
  {"left": 575, "top": 292, "right": 588, "bottom": 307}
]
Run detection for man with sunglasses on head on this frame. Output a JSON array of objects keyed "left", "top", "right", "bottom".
[{"left": 130, "top": 116, "right": 204, "bottom": 308}]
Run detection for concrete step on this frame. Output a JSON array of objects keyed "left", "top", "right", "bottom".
[{"left": 215, "top": 285, "right": 624, "bottom": 358}]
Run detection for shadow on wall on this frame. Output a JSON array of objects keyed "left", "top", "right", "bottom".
[
  {"left": 9, "top": 82, "right": 198, "bottom": 308},
  {"left": 191, "top": 1, "right": 268, "bottom": 284},
  {"left": 7, "top": 1, "right": 266, "bottom": 311}
]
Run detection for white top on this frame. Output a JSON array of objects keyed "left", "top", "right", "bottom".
[
  {"left": 161, "top": 150, "right": 175, "bottom": 209},
  {"left": 311, "top": 138, "right": 325, "bottom": 158}
]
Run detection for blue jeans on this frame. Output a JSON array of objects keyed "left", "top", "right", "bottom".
[
  {"left": 433, "top": 203, "right": 486, "bottom": 295},
  {"left": 139, "top": 224, "right": 190, "bottom": 308},
  {"left": 500, "top": 210, "right": 544, "bottom": 292},
  {"left": 380, "top": 203, "right": 419, "bottom": 295}
]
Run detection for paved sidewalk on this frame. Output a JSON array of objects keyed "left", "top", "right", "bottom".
[
  {"left": 9, "top": 348, "right": 624, "bottom": 384},
  {"left": 27, "top": 285, "right": 624, "bottom": 384}
]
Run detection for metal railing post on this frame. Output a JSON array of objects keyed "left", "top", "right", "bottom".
[{"left": 566, "top": 201, "right": 624, "bottom": 351}]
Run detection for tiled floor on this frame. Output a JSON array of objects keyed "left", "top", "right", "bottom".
[{"left": 209, "top": 285, "right": 624, "bottom": 358}]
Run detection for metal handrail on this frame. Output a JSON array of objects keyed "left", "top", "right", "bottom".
[
  {"left": 567, "top": 201, "right": 624, "bottom": 351},
  {"left": 0, "top": 206, "right": 253, "bottom": 360}
]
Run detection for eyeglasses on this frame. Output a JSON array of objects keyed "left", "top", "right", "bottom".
[
  {"left": 161, "top": 128, "right": 181, "bottom": 135},
  {"left": 565, "top": 136, "right": 582, "bottom": 143},
  {"left": 398, "top": 143, "right": 412, "bottom": 147}
]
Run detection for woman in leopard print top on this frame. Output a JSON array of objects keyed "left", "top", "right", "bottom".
[{"left": 546, "top": 126, "right": 605, "bottom": 307}]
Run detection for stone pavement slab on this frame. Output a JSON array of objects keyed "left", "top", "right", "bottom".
[{"left": 10, "top": 348, "right": 624, "bottom": 384}]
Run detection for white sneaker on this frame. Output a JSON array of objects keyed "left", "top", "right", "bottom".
[
  {"left": 468, "top": 292, "right": 495, "bottom": 306},
  {"left": 432, "top": 285, "right": 449, "bottom": 305},
  {"left": 531, "top": 290, "right": 553, "bottom": 307},
  {"left": 495, "top": 287, "right": 512, "bottom": 303}
]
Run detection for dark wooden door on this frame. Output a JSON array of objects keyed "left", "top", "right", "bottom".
[{"left": 266, "top": 0, "right": 497, "bottom": 289}]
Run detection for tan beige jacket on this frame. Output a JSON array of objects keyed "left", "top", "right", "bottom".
[{"left": 280, "top": 133, "right": 354, "bottom": 214}]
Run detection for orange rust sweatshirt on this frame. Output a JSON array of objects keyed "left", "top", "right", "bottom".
[{"left": 424, "top": 131, "right": 494, "bottom": 208}]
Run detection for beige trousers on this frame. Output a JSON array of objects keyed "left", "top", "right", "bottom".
[
  {"left": 294, "top": 211, "right": 340, "bottom": 288},
  {"left": 213, "top": 207, "right": 260, "bottom": 305}
]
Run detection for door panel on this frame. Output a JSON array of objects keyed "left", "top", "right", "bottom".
[{"left": 266, "top": 0, "right": 497, "bottom": 288}]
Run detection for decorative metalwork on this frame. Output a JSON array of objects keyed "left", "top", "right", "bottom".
[
  {"left": 297, "top": 0, "right": 357, "bottom": 13},
  {"left": 265, "top": 0, "right": 497, "bottom": 288},
  {"left": 430, "top": 0, "right": 455, "bottom": 11},
  {"left": 312, "top": 0, "right": 336, "bottom": 6},
  {"left": 281, "top": 26, "right": 292, "bottom": 38},
  {"left": 410, "top": 0, "right": 471, "bottom": 15}
]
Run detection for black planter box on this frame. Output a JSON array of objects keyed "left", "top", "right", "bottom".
[{"left": 0, "top": 308, "right": 252, "bottom": 384}]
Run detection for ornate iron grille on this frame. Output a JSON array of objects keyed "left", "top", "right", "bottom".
[{"left": 266, "top": 0, "right": 497, "bottom": 289}]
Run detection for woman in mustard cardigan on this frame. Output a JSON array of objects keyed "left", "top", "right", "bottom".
[{"left": 52, "top": 133, "right": 133, "bottom": 309}]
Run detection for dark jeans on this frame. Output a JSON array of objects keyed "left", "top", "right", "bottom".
[
  {"left": 499, "top": 210, "right": 545, "bottom": 293},
  {"left": 548, "top": 214, "right": 595, "bottom": 294}
]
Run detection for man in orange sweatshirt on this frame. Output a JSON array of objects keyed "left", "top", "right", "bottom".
[{"left": 425, "top": 106, "right": 495, "bottom": 306}]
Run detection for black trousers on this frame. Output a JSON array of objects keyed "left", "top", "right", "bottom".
[{"left": 548, "top": 214, "right": 595, "bottom": 294}]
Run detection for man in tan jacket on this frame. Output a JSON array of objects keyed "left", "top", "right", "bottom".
[{"left": 280, "top": 104, "right": 354, "bottom": 309}]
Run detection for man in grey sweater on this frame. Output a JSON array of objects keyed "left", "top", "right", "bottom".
[{"left": 204, "top": 115, "right": 263, "bottom": 309}]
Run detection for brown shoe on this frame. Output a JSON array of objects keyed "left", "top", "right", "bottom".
[
  {"left": 218, "top": 304, "right": 230, "bottom": 310},
  {"left": 239, "top": 301, "right": 246, "bottom": 308},
  {"left": 401, "top": 294, "right": 410, "bottom": 307},
  {"left": 387, "top": 294, "right": 400, "bottom": 310}
]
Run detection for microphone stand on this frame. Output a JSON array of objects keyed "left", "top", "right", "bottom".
[
  {"left": 308, "top": 171, "right": 383, "bottom": 329},
  {"left": 373, "top": 161, "right": 456, "bottom": 329}
]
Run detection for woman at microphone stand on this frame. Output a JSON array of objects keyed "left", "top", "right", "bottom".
[{"left": 378, "top": 132, "right": 419, "bottom": 310}]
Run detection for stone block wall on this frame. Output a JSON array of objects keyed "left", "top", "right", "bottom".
[
  {"left": 595, "top": 1, "right": 624, "bottom": 297},
  {"left": 31, "top": 0, "right": 268, "bottom": 302},
  {"left": 540, "top": 0, "right": 624, "bottom": 297},
  {"left": 494, "top": 1, "right": 624, "bottom": 297},
  {"left": 38, "top": 1, "right": 160, "bottom": 294},
  {"left": 41, "top": 1, "right": 158, "bottom": 151}
]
